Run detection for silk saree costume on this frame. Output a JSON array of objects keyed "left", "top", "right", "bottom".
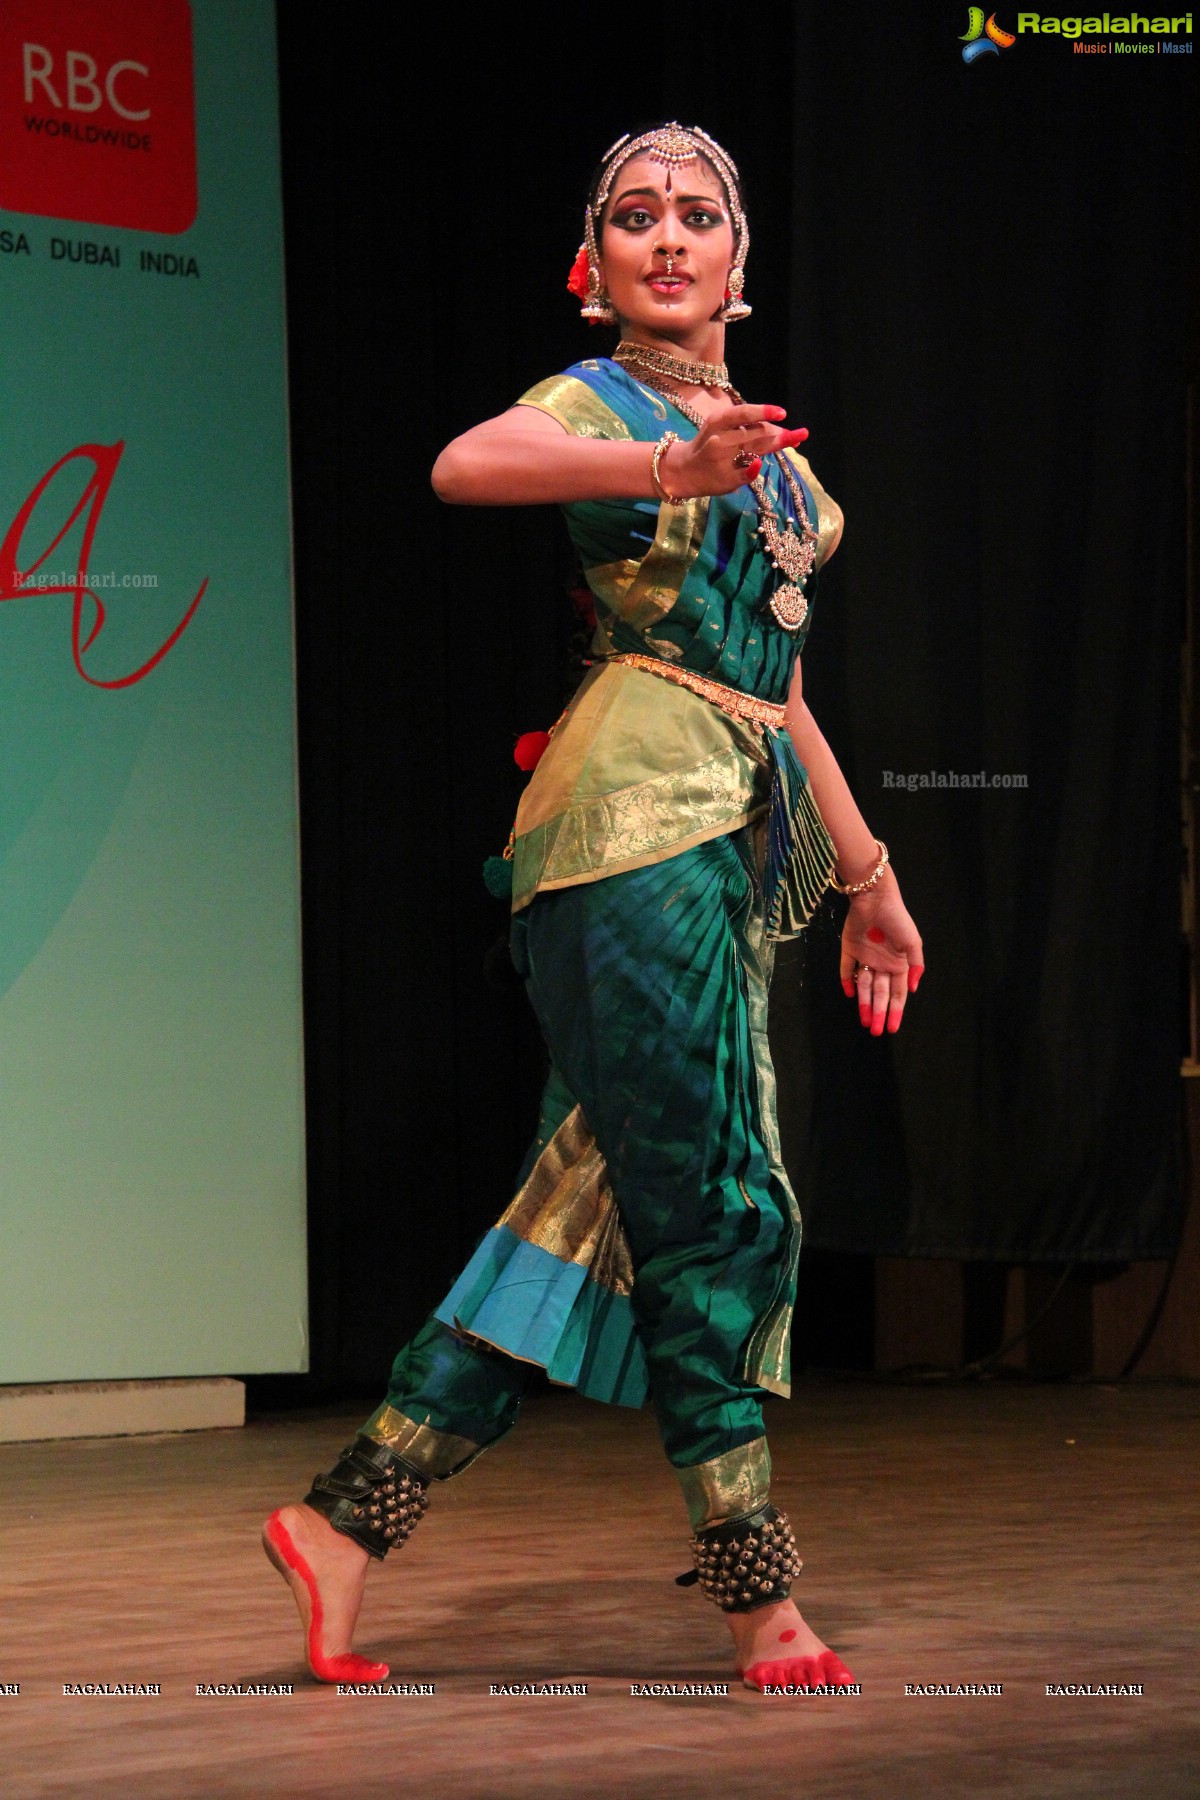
[{"left": 360, "top": 360, "right": 844, "bottom": 1529}]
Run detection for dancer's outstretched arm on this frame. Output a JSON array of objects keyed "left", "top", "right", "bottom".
[{"left": 431, "top": 399, "right": 808, "bottom": 506}]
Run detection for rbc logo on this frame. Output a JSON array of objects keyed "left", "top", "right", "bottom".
[
  {"left": 960, "top": 8, "right": 1016, "bottom": 60},
  {"left": 0, "top": 0, "right": 196, "bottom": 234},
  {"left": 22, "top": 45, "right": 151, "bottom": 121}
]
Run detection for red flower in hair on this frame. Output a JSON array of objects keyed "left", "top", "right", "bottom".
[{"left": 567, "top": 246, "right": 591, "bottom": 300}]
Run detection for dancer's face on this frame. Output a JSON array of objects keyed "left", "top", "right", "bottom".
[{"left": 598, "top": 154, "right": 735, "bottom": 336}]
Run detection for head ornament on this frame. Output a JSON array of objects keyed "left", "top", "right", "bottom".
[{"left": 570, "top": 123, "right": 751, "bottom": 325}]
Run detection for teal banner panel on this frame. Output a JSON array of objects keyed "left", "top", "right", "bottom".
[{"left": 0, "top": 0, "right": 307, "bottom": 1380}]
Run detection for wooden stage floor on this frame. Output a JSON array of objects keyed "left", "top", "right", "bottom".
[{"left": 1, "top": 1381, "right": 1196, "bottom": 1799}]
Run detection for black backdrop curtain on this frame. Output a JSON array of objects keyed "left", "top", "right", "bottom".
[{"left": 274, "top": 7, "right": 1193, "bottom": 1391}]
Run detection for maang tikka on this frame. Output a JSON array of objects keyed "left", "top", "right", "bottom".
[{"left": 572, "top": 123, "right": 751, "bottom": 325}]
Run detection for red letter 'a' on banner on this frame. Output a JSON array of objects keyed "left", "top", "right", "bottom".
[{"left": 0, "top": 441, "right": 207, "bottom": 688}]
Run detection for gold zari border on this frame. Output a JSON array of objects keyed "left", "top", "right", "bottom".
[
  {"left": 498, "top": 1102, "right": 634, "bottom": 1297},
  {"left": 617, "top": 487, "right": 709, "bottom": 631},
  {"left": 676, "top": 1436, "right": 773, "bottom": 1530},
  {"left": 511, "top": 749, "right": 763, "bottom": 913},
  {"left": 739, "top": 896, "right": 800, "bottom": 1396},
  {"left": 783, "top": 447, "right": 844, "bottom": 568},
  {"left": 360, "top": 1405, "right": 482, "bottom": 1479},
  {"left": 515, "top": 376, "right": 633, "bottom": 441}
]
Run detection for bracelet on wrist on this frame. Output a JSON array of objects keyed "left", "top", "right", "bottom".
[
  {"left": 829, "top": 837, "right": 890, "bottom": 896},
  {"left": 650, "top": 431, "right": 685, "bottom": 505}
]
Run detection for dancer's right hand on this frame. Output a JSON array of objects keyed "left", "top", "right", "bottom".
[{"left": 662, "top": 403, "right": 810, "bottom": 497}]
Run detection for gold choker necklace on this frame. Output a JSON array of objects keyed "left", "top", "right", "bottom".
[{"left": 614, "top": 339, "right": 735, "bottom": 393}]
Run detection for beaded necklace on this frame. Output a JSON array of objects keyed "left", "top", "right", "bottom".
[{"left": 613, "top": 339, "right": 737, "bottom": 396}]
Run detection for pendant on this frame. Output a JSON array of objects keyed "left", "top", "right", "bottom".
[
  {"left": 772, "top": 520, "right": 815, "bottom": 587},
  {"left": 769, "top": 584, "right": 808, "bottom": 632}
]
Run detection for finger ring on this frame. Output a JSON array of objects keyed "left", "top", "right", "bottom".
[
  {"left": 733, "top": 448, "right": 756, "bottom": 469},
  {"left": 857, "top": 964, "right": 873, "bottom": 978}
]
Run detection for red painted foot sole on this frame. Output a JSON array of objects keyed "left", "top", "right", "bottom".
[{"left": 263, "top": 1510, "right": 389, "bottom": 1685}]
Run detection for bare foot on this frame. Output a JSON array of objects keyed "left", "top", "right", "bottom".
[
  {"left": 726, "top": 1598, "right": 856, "bottom": 1693},
  {"left": 262, "top": 1503, "right": 388, "bottom": 1684}
]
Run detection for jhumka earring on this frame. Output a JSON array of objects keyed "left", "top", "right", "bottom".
[
  {"left": 581, "top": 263, "right": 617, "bottom": 325},
  {"left": 567, "top": 242, "right": 616, "bottom": 324},
  {"left": 718, "top": 263, "right": 751, "bottom": 324}
]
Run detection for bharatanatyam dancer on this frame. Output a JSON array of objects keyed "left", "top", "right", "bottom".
[{"left": 265, "top": 122, "right": 925, "bottom": 1694}]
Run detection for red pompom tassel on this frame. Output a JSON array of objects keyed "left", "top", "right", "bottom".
[
  {"left": 568, "top": 581, "right": 597, "bottom": 632},
  {"left": 513, "top": 730, "right": 552, "bottom": 771},
  {"left": 567, "top": 246, "right": 590, "bottom": 300}
]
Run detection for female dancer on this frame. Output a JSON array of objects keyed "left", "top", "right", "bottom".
[{"left": 264, "top": 122, "right": 924, "bottom": 1695}]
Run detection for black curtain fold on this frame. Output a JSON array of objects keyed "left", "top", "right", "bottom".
[
  {"left": 773, "top": 14, "right": 1189, "bottom": 1259},
  {"left": 276, "top": 6, "right": 1192, "bottom": 1389}
]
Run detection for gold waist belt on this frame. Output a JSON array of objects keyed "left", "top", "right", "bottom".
[{"left": 609, "top": 653, "right": 786, "bottom": 728}]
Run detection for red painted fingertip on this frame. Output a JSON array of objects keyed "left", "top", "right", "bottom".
[
  {"left": 887, "top": 1013, "right": 901, "bottom": 1034},
  {"left": 858, "top": 1005, "right": 870, "bottom": 1028},
  {"left": 783, "top": 428, "right": 809, "bottom": 445},
  {"left": 841, "top": 977, "right": 855, "bottom": 997},
  {"left": 747, "top": 457, "right": 762, "bottom": 479},
  {"left": 866, "top": 926, "right": 885, "bottom": 944},
  {"left": 763, "top": 405, "right": 787, "bottom": 421},
  {"left": 871, "top": 1012, "right": 886, "bottom": 1037},
  {"left": 908, "top": 965, "right": 924, "bottom": 993}
]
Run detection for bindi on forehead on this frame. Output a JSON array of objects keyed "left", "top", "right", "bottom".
[{"left": 663, "top": 161, "right": 719, "bottom": 199}]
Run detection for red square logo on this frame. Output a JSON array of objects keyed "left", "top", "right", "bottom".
[{"left": 0, "top": 0, "right": 196, "bottom": 234}]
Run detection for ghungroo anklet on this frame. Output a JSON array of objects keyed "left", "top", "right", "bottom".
[
  {"left": 689, "top": 1504, "right": 802, "bottom": 1612},
  {"left": 304, "top": 1435, "right": 430, "bottom": 1562}
]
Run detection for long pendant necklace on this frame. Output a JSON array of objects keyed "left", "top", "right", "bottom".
[
  {"left": 751, "top": 457, "right": 817, "bottom": 631},
  {"left": 613, "top": 341, "right": 817, "bottom": 634}
]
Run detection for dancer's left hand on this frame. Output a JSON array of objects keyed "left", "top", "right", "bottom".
[{"left": 838, "top": 872, "right": 924, "bottom": 1035}]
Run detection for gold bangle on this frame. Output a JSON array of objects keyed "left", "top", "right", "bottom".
[
  {"left": 829, "top": 838, "right": 890, "bottom": 896},
  {"left": 650, "top": 431, "right": 685, "bottom": 505}
]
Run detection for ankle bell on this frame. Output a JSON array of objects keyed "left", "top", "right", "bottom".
[
  {"left": 689, "top": 1504, "right": 802, "bottom": 1612},
  {"left": 304, "top": 1434, "right": 430, "bottom": 1562}
]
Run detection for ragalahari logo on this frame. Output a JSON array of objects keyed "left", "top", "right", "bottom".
[
  {"left": 960, "top": 8, "right": 1017, "bottom": 59},
  {"left": 0, "top": 0, "right": 196, "bottom": 233}
]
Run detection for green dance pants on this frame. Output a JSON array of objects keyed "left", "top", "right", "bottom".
[{"left": 361, "top": 831, "right": 800, "bottom": 1527}]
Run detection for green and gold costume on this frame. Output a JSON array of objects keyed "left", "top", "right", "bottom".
[{"left": 362, "top": 359, "right": 843, "bottom": 1527}]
